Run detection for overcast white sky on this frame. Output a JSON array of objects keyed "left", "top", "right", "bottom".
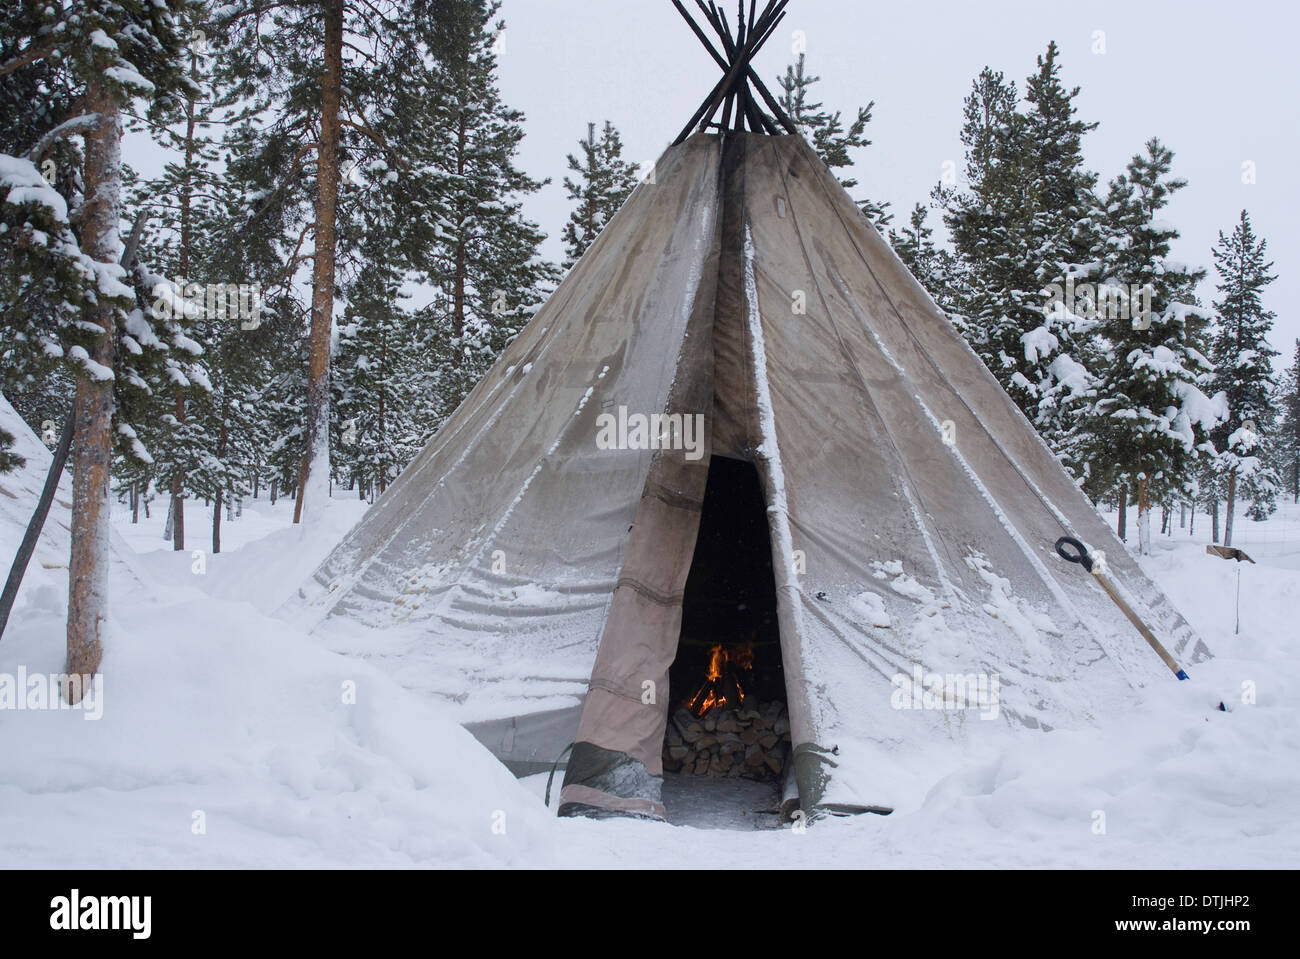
[{"left": 495, "top": 0, "right": 1299, "bottom": 364}]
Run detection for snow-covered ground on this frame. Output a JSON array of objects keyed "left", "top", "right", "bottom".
[{"left": 2, "top": 443, "right": 1298, "bottom": 865}]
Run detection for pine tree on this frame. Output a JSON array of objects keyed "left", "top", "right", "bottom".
[
  {"left": 333, "top": 232, "right": 421, "bottom": 498},
  {"left": 0, "top": 0, "right": 194, "bottom": 693},
  {"left": 0, "top": 1, "right": 82, "bottom": 452},
  {"left": 124, "top": 4, "right": 229, "bottom": 551},
  {"left": 777, "top": 53, "right": 891, "bottom": 230},
  {"left": 1084, "top": 139, "right": 1223, "bottom": 555},
  {"left": 1275, "top": 340, "right": 1300, "bottom": 504},
  {"left": 888, "top": 203, "right": 958, "bottom": 313},
  {"left": 939, "top": 46, "right": 1102, "bottom": 470},
  {"left": 561, "top": 121, "right": 638, "bottom": 271},
  {"left": 1208, "top": 210, "right": 1280, "bottom": 538},
  {"left": 939, "top": 67, "right": 1037, "bottom": 408},
  {"left": 214, "top": 0, "right": 410, "bottom": 525},
  {"left": 420, "top": 0, "right": 556, "bottom": 416}
]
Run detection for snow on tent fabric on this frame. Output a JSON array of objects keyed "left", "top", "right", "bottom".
[{"left": 283, "top": 129, "right": 1209, "bottom": 821}]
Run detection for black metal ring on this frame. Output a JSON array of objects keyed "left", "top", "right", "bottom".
[{"left": 1054, "top": 536, "right": 1093, "bottom": 572}]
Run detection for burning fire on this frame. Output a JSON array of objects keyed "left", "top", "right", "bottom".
[{"left": 685, "top": 643, "right": 754, "bottom": 717}]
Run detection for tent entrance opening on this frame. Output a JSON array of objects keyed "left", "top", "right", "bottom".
[{"left": 664, "top": 455, "right": 790, "bottom": 781}]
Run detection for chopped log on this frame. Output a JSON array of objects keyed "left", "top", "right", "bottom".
[
  {"left": 759, "top": 733, "right": 778, "bottom": 749},
  {"left": 773, "top": 717, "right": 790, "bottom": 737},
  {"left": 668, "top": 745, "right": 690, "bottom": 760}
]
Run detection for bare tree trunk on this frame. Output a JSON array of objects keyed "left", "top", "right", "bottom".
[
  {"left": 170, "top": 446, "right": 184, "bottom": 551},
  {"left": 212, "top": 394, "right": 230, "bottom": 554},
  {"left": 452, "top": 113, "right": 467, "bottom": 345},
  {"left": 270, "top": 479, "right": 277, "bottom": 505},
  {"left": 1117, "top": 494, "right": 1127, "bottom": 542},
  {"left": 1224, "top": 471, "right": 1237, "bottom": 548},
  {"left": 131, "top": 483, "right": 139, "bottom": 524},
  {"left": 1211, "top": 499, "right": 1220, "bottom": 544},
  {"left": 65, "top": 85, "right": 121, "bottom": 698},
  {"left": 1189, "top": 501, "right": 1195, "bottom": 536},
  {"left": 171, "top": 67, "right": 196, "bottom": 553},
  {"left": 294, "top": 0, "right": 343, "bottom": 526},
  {"left": 1137, "top": 475, "right": 1152, "bottom": 556},
  {"left": 1180, "top": 502, "right": 1186, "bottom": 529},
  {"left": 213, "top": 487, "right": 222, "bottom": 555}
]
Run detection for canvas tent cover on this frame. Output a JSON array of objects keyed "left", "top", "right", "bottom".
[{"left": 285, "top": 132, "right": 1208, "bottom": 819}]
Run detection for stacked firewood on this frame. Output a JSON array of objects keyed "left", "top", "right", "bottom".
[{"left": 662, "top": 700, "right": 791, "bottom": 779}]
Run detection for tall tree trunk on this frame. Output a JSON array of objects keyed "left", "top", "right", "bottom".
[
  {"left": 1189, "top": 501, "right": 1195, "bottom": 536},
  {"left": 377, "top": 326, "right": 387, "bottom": 495},
  {"left": 1211, "top": 499, "right": 1220, "bottom": 543},
  {"left": 1137, "top": 474, "right": 1151, "bottom": 556},
  {"left": 131, "top": 483, "right": 139, "bottom": 524},
  {"left": 212, "top": 487, "right": 222, "bottom": 555},
  {"left": 65, "top": 86, "right": 121, "bottom": 698},
  {"left": 1224, "top": 471, "right": 1237, "bottom": 548},
  {"left": 1179, "top": 502, "right": 1186, "bottom": 529},
  {"left": 294, "top": 0, "right": 344, "bottom": 525},
  {"left": 212, "top": 392, "right": 230, "bottom": 554},
  {"left": 171, "top": 67, "right": 196, "bottom": 552},
  {"left": 270, "top": 479, "right": 277, "bottom": 505},
  {"left": 1117, "top": 494, "right": 1127, "bottom": 542},
  {"left": 452, "top": 113, "right": 467, "bottom": 346},
  {"left": 170, "top": 406, "right": 184, "bottom": 550}
]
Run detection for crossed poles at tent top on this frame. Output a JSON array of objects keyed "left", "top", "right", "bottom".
[{"left": 672, "top": 0, "right": 799, "bottom": 144}]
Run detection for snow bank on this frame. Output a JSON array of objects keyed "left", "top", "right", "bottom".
[{"left": 0, "top": 595, "right": 552, "bottom": 866}]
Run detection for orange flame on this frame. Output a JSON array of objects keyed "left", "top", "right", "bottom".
[
  {"left": 685, "top": 643, "right": 756, "bottom": 717},
  {"left": 706, "top": 645, "right": 724, "bottom": 682}
]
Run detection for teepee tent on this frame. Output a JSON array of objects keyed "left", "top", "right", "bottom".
[{"left": 284, "top": 0, "right": 1208, "bottom": 822}]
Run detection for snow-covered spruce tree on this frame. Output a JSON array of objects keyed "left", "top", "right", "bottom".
[
  {"left": 939, "top": 46, "right": 1102, "bottom": 474},
  {"left": 123, "top": 5, "right": 232, "bottom": 551},
  {"left": 939, "top": 67, "right": 1039, "bottom": 411},
  {"left": 933, "top": 66, "right": 1018, "bottom": 348},
  {"left": 1207, "top": 209, "right": 1280, "bottom": 537},
  {"left": 419, "top": 0, "right": 556, "bottom": 418},
  {"left": 0, "top": 1, "right": 83, "bottom": 448},
  {"left": 332, "top": 240, "right": 421, "bottom": 499},
  {"left": 1019, "top": 43, "right": 1104, "bottom": 471},
  {"left": 561, "top": 121, "right": 637, "bottom": 272},
  {"left": 1277, "top": 340, "right": 1300, "bottom": 504},
  {"left": 1084, "top": 139, "right": 1223, "bottom": 555},
  {"left": 777, "top": 53, "right": 891, "bottom": 230},
  {"left": 0, "top": 0, "right": 194, "bottom": 693},
  {"left": 888, "top": 203, "right": 960, "bottom": 314}
]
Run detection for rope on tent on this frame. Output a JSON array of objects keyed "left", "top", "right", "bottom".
[{"left": 544, "top": 743, "right": 575, "bottom": 808}]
